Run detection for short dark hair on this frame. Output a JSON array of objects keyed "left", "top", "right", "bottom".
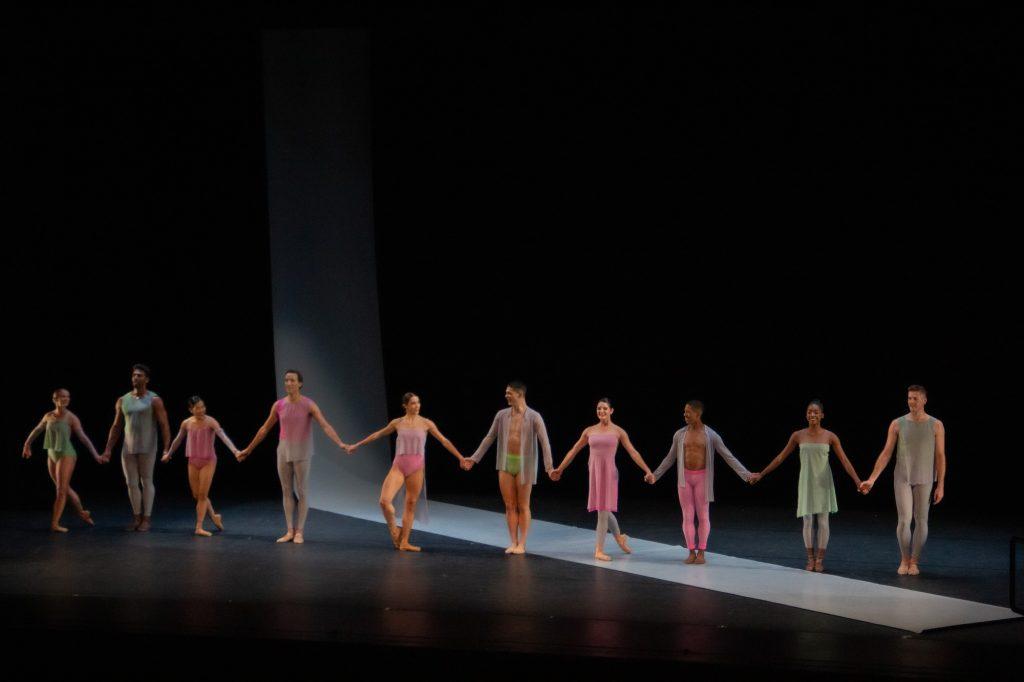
[
  {"left": 907, "top": 384, "right": 927, "bottom": 397},
  {"left": 187, "top": 395, "right": 204, "bottom": 409},
  {"left": 284, "top": 369, "right": 304, "bottom": 384},
  {"left": 132, "top": 363, "right": 151, "bottom": 378},
  {"left": 808, "top": 399, "right": 824, "bottom": 411},
  {"left": 597, "top": 397, "right": 613, "bottom": 408},
  {"left": 685, "top": 399, "right": 704, "bottom": 414},
  {"left": 402, "top": 392, "right": 418, "bottom": 406},
  {"left": 507, "top": 380, "right": 527, "bottom": 395}
]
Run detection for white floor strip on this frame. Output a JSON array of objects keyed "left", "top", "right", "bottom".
[{"left": 311, "top": 488, "right": 1019, "bottom": 634}]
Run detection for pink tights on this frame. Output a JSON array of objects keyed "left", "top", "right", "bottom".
[{"left": 678, "top": 469, "right": 710, "bottom": 551}]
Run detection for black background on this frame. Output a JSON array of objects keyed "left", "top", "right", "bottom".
[{"left": 5, "top": 4, "right": 1022, "bottom": 519}]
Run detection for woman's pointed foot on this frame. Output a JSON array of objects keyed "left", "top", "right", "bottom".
[
  {"left": 388, "top": 524, "right": 401, "bottom": 549},
  {"left": 78, "top": 510, "right": 95, "bottom": 526},
  {"left": 211, "top": 514, "right": 224, "bottom": 531},
  {"left": 614, "top": 534, "right": 632, "bottom": 554},
  {"left": 594, "top": 550, "right": 612, "bottom": 562}
]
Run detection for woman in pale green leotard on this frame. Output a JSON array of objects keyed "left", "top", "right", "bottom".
[
  {"left": 21, "top": 389, "right": 103, "bottom": 532},
  {"left": 750, "top": 401, "right": 862, "bottom": 572}
]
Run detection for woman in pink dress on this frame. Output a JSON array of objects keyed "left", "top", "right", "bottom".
[
  {"left": 161, "top": 396, "right": 240, "bottom": 536},
  {"left": 347, "top": 393, "right": 467, "bottom": 551},
  {"left": 551, "top": 398, "right": 656, "bottom": 561}
]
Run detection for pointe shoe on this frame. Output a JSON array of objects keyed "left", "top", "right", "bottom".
[
  {"left": 694, "top": 550, "right": 706, "bottom": 565},
  {"left": 51, "top": 525, "right": 69, "bottom": 533},
  {"left": 78, "top": 510, "right": 95, "bottom": 526},
  {"left": 897, "top": 558, "right": 910, "bottom": 575},
  {"left": 511, "top": 545, "right": 526, "bottom": 555},
  {"left": 126, "top": 514, "right": 143, "bottom": 531},
  {"left": 684, "top": 550, "right": 698, "bottom": 564},
  {"left": 813, "top": 548, "right": 826, "bottom": 573},
  {"left": 399, "top": 542, "right": 422, "bottom": 552},
  {"left": 293, "top": 532, "right": 304, "bottom": 545},
  {"left": 505, "top": 545, "right": 517, "bottom": 554},
  {"left": 194, "top": 528, "right": 212, "bottom": 537},
  {"left": 594, "top": 550, "right": 612, "bottom": 561},
  {"left": 907, "top": 558, "right": 920, "bottom": 576},
  {"left": 276, "top": 530, "right": 295, "bottom": 543},
  {"left": 137, "top": 516, "right": 151, "bottom": 532},
  {"left": 614, "top": 533, "right": 632, "bottom": 554},
  {"left": 805, "top": 548, "right": 816, "bottom": 571},
  {"left": 211, "top": 514, "right": 224, "bottom": 531},
  {"left": 388, "top": 524, "right": 401, "bottom": 549}
]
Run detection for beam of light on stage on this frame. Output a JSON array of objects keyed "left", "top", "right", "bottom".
[{"left": 264, "top": 29, "right": 393, "bottom": 503}]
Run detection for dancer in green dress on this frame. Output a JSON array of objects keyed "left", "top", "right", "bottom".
[
  {"left": 21, "top": 389, "right": 103, "bottom": 531},
  {"left": 750, "top": 400, "right": 862, "bottom": 572}
]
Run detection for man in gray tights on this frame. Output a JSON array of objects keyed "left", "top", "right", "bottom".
[{"left": 859, "top": 385, "right": 947, "bottom": 576}]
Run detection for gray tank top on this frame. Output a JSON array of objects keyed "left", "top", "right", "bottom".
[
  {"left": 122, "top": 391, "right": 159, "bottom": 455},
  {"left": 895, "top": 415, "right": 936, "bottom": 485}
]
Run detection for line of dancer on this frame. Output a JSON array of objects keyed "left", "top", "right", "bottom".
[{"left": 19, "top": 369, "right": 947, "bottom": 575}]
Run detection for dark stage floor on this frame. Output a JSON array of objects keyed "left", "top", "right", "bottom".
[{"left": 2, "top": 492, "right": 1021, "bottom": 680}]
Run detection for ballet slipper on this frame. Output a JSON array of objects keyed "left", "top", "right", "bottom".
[
  {"left": 594, "top": 550, "right": 612, "bottom": 562},
  {"left": 694, "top": 550, "right": 706, "bottom": 565},
  {"left": 614, "top": 534, "right": 632, "bottom": 554},
  {"left": 505, "top": 545, "right": 517, "bottom": 554},
  {"left": 511, "top": 545, "right": 526, "bottom": 555},
  {"left": 387, "top": 524, "right": 401, "bottom": 549},
  {"left": 211, "top": 514, "right": 224, "bottom": 531},
  {"left": 293, "top": 532, "right": 304, "bottom": 544},
  {"left": 137, "top": 516, "right": 151, "bottom": 532},
  {"left": 51, "top": 525, "right": 69, "bottom": 533},
  {"left": 194, "top": 527, "right": 212, "bottom": 537},
  {"left": 399, "top": 542, "right": 422, "bottom": 552},
  {"left": 126, "top": 514, "right": 142, "bottom": 531},
  {"left": 805, "top": 548, "right": 816, "bottom": 571},
  {"left": 684, "top": 550, "right": 698, "bottom": 564},
  {"left": 813, "top": 548, "right": 826, "bottom": 573},
  {"left": 276, "top": 530, "right": 295, "bottom": 543},
  {"left": 78, "top": 510, "right": 95, "bottom": 526}
]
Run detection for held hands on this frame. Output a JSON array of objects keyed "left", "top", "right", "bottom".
[
  {"left": 747, "top": 472, "right": 763, "bottom": 485},
  {"left": 549, "top": 468, "right": 563, "bottom": 482},
  {"left": 160, "top": 451, "right": 171, "bottom": 463},
  {"left": 99, "top": 450, "right": 111, "bottom": 464},
  {"left": 858, "top": 480, "right": 874, "bottom": 495},
  {"left": 236, "top": 448, "right": 250, "bottom": 462},
  {"left": 460, "top": 458, "right": 475, "bottom": 471},
  {"left": 345, "top": 444, "right": 359, "bottom": 455},
  {"left": 644, "top": 472, "right": 656, "bottom": 485}
]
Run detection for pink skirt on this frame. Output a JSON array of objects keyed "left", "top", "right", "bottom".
[{"left": 587, "top": 452, "right": 619, "bottom": 512}]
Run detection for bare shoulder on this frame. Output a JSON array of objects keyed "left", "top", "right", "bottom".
[
  {"left": 422, "top": 417, "right": 437, "bottom": 430},
  {"left": 207, "top": 416, "right": 221, "bottom": 430},
  {"left": 613, "top": 424, "right": 630, "bottom": 439}
]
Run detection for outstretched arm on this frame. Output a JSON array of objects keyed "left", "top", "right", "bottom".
[
  {"left": 713, "top": 432, "right": 752, "bottom": 482},
  {"left": 22, "top": 417, "right": 47, "bottom": 458},
  {"left": 310, "top": 402, "right": 349, "bottom": 450},
  {"left": 933, "top": 420, "right": 946, "bottom": 504},
  {"left": 347, "top": 419, "right": 398, "bottom": 453},
  {"left": 101, "top": 398, "right": 125, "bottom": 461},
  {"left": 426, "top": 419, "right": 466, "bottom": 464},
  {"left": 162, "top": 421, "right": 188, "bottom": 462},
  {"left": 69, "top": 414, "right": 102, "bottom": 461},
  {"left": 756, "top": 433, "right": 798, "bottom": 482},
  {"left": 619, "top": 428, "right": 654, "bottom": 480},
  {"left": 552, "top": 430, "right": 588, "bottom": 480},
  {"left": 651, "top": 434, "right": 680, "bottom": 483},
  {"left": 238, "top": 405, "right": 279, "bottom": 460},
  {"left": 534, "top": 413, "right": 555, "bottom": 474},
  {"left": 830, "top": 433, "right": 862, "bottom": 489},
  {"left": 208, "top": 417, "right": 240, "bottom": 456},
  {"left": 467, "top": 413, "right": 501, "bottom": 468},
  {"left": 860, "top": 420, "right": 898, "bottom": 493}
]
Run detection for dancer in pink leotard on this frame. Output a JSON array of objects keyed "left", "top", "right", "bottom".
[
  {"left": 348, "top": 393, "right": 466, "bottom": 551},
  {"left": 550, "top": 398, "right": 655, "bottom": 561},
  {"left": 237, "top": 369, "right": 351, "bottom": 544},
  {"left": 161, "top": 396, "right": 240, "bottom": 536}
]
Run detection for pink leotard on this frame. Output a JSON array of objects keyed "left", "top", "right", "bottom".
[
  {"left": 275, "top": 396, "right": 315, "bottom": 463},
  {"left": 393, "top": 428, "right": 426, "bottom": 477},
  {"left": 587, "top": 431, "right": 619, "bottom": 512},
  {"left": 186, "top": 425, "right": 216, "bottom": 470}
]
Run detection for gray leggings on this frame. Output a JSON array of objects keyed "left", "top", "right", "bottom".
[
  {"left": 122, "top": 451, "right": 156, "bottom": 516},
  {"left": 596, "top": 511, "right": 621, "bottom": 543},
  {"left": 277, "top": 456, "right": 311, "bottom": 531},
  {"left": 802, "top": 513, "right": 830, "bottom": 550},
  {"left": 895, "top": 482, "right": 931, "bottom": 558}
]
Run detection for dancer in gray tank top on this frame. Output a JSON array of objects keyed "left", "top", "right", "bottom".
[
  {"left": 101, "top": 364, "right": 171, "bottom": 531},
  {"left": 859, "top": 385, "right": 947, "bottom": 575}
]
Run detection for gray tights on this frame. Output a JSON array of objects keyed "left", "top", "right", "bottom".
[
  {"left": 895, "top": 482, "right": 931, "bottom": 558},
  {"left": 802, "top": 513, "right": 830, "bottom": 550}
]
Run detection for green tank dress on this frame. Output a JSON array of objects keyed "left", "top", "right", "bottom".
[
  {"left": 43, "top": 418, "right": 77, "bottom": 463},
  {"left": 796, "top": 442, "right": 838, "bottom": 517}
]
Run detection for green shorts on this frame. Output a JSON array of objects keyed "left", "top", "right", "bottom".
[
  {"left": 47, "top": 450, "right": 76, "bottom": 464},
  {"left": 503, "top": 453, "right": 522, "bottom": 477}
]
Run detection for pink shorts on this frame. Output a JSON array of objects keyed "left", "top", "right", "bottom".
[
  {"left": 393, "top": 453, "right": 424, "bottom": 477},
  {"left": 188, "top": 456, "right": 215, "bottom": 470}
]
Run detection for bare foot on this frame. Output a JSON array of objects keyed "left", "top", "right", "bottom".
[
  {"left": 594, "top": 550, "right": 611, "bottom": 561},
  {"left": 79, "top": 510, "right": 95, "bottom": 526},
  {"left": 388, "top": 524, "right": 401, "bottom": 549},
  {"left": 907, "top": 560, "right": 920, "bottom": 576},
  {"left": 399, "top": 542, "right": 422, "bottom": 552},
  {"left": 126, "top": 515, "right": 142, "bottom": 531},
  {"left": 614, "top": 534, "right": 632, "bottom": 554},
  {"left": 694, "top": 550, "right": 706, "bottom": 565},
  {"left": 211, "top": 514, "right": 224, "bottom": 531},
  {"left": 51, "top": 525, "right": 69, "bottom": 533},
  {"left": 897, "top": 560, "right": 909, "bottom": 575},
  {"left": 195, "top": 528, "right": 212, "bottom": 537},
  {"left": 137, "top": 516, "right": 151, "bottom": 532},
  {"left": 276, "top": 531, "right": 295, "bottom": 543},
  {"left": 505, "top": 545, "right": 517, "bottom": 554},
  {"left": 511, "top": 545, "right": 526, "bottom": 555},
  {"left": 293, "top": 532, "right": 305, "bottom": 545},
  {"left": 684, "top": 550, "right": 698, "bottom": 564}
]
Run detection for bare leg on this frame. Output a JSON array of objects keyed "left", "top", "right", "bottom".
[
  {"left": 276, "top": 455, "right": 296, "bottom": 542},
  {"left": 894, "top": 481, "right": 913, "bottom": 574},
  {"left": 199, "top": 460, "right": 220, "bottom": 530},
  {"left": 187, "top": 463, "right": 210, "bottom": 536},
  {"left": 512, "top": 480, "right": 533, "bottom": 554},
  {"left": 49, "top": 457, "right": 75, "bottom": 532},
  {"left": 398, "top": 470, "right": 425, "bottom": 552},
  {"left": 379, "top": 467, "right": 406, "bottom": 548},
  {"left": 498, "top": 471, "right": 519, "bottom": 553}
]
